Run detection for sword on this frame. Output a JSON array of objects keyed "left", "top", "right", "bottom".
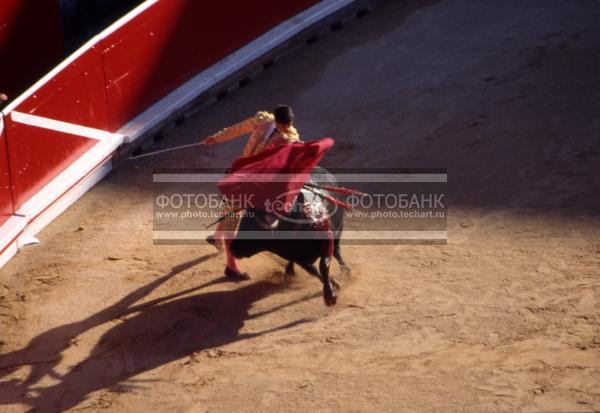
[{"left": 129, "top": 142, "right": 206, "bottom": 160}]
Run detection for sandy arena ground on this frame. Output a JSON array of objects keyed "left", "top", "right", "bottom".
[{"left": 1, "top": 1, "right": 600, "bottom": 411}]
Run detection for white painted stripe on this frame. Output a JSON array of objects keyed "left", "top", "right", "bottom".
[
  {"left": 153, "top": 230, "right": 448, "bottom": 240},
  {"left": 0, "top": 241, "right": 19, "bottom": 269},
  {"left": 0, "top": 215, "right": 27, "bottom": 253},
  {"left": 153, "top": 173, "right": 447, "bottom": 183},
  {"left": 0, "top": 115, "right": 4, "bottom": 137},
  {"left": 1, "top": 0, "right": 159, "bottom": 115},
  {"left": 11, "top": 111, "right": 124, "bottom": 141},
  {"left": 97, "top": 0, "right": 160, "bottom": 40}
]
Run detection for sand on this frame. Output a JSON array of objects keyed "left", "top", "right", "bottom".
[{"left": 1, "top": 1, "right": 599, "bottom": 411}]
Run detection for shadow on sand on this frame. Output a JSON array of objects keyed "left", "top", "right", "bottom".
[{"left": 0, "top": 253, "right": 315, "bottom": 412}]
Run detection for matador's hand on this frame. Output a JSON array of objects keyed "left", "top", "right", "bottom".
[{"left": 200, "top": 136, "right": 217, "bottom": 145}]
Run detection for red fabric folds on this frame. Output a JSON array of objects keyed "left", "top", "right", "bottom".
[{"left": 218, "top": 138, "right": 334, "bottom": 214}]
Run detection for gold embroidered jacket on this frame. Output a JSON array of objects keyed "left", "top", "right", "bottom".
[{"left": 210, "top": 111, "right": 300, "bottom": 157}]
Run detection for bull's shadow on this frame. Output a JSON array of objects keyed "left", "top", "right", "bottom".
[{"left": 25, "top": 279, "right": 308, "bottom": 412}]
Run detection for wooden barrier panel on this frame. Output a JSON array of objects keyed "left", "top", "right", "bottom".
[
  {"left": 4, "top": 46, "right": 111, "bottom": 210},
  {"left": 0, "top": 0, "right": 329, "bottom": 265},
  {"left": 101, "top": 0, "right": 320, "bottom": 130},
  {"left": 0, "top": 115, "right": 14, "bottom": 227}
]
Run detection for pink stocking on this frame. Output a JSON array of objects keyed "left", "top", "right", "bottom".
[{"left": 224, "top": 234, "right": 243, "bottom": 273}]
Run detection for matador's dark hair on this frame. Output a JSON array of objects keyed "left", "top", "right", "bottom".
[{"left": 273, "top": 105, "right": 294, "bottom": 124}]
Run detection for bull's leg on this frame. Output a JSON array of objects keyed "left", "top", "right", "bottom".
[
  {"left": 285, "top": 261, "right": 295, "bottom": 275},
  {"left": 333, "top": 240, "right": 351, "bottom": 275},
  {"left": 296, "top": 261, "right": 320, "bottom": 278},
  {"left": 295, "top": 261, "right": 339, "bottom": 290},
  {"left": 320, "top": 221, "right": 337, "bottom": 306},
  {"left": 319, "top": 256, "right": 337, "bottom": 306},
  {"left": 292, "top": 234, "right": 338, "bottom": 306}
]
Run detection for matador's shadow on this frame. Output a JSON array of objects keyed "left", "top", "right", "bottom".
[{"left": 0, "top": 254, "right": 314, "bottom": 412}]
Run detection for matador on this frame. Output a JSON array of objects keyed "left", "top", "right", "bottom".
[{"left": 200, "top": 105, "right": 301, "bottom": 280}]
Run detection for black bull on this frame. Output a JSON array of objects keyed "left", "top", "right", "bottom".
[{"left": 229, "top": 167, "right": 350, "bottom": 306}]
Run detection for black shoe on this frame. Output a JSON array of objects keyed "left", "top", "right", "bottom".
[{"left": 225, "top": 267, "right": 250, "bottom": 281}]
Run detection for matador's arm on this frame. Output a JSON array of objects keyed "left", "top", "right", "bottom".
[{"left": 204, "top": 111, "right": 274, "bottom": 144}]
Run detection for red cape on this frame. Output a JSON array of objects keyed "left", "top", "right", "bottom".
[{"left": 218, "top": 138, "right": 334, "bottom": 214}]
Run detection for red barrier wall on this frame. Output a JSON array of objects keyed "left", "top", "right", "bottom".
[
  {"left": 5, "top": 46, "right": 110, "bottom": 210},
  {"left": 0, "top": 116, "right": 13, "bottom": 226},
  {"left": 0, "top": 0, "right": 64, "bottom": 100},
  {"left": 0, "top": 0, "right": 322, "bottom": 235},
  {"left": 101, "top": 0, "right": 320, "bottom": 130}
]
